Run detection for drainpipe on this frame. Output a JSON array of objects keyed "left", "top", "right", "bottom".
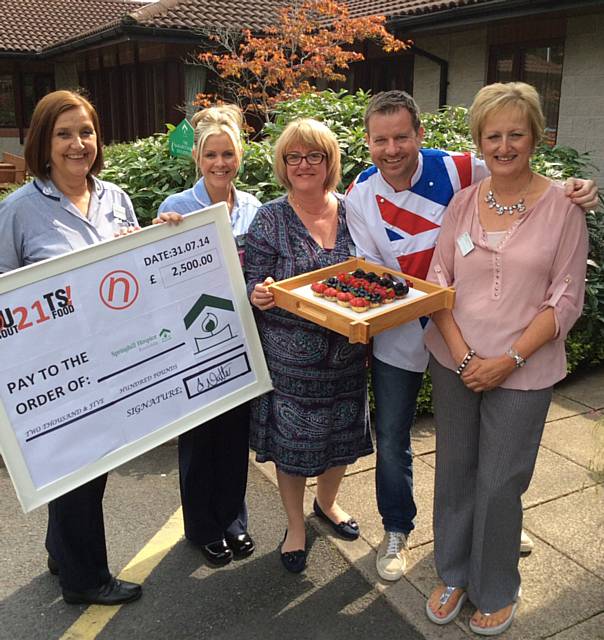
[{"left": 410, "top": 44, "right": 449, "bottom": 108}]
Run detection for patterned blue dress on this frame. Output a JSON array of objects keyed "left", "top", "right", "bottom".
[{"left": 245, "top": 196, "right": 373, "bottom": 476}]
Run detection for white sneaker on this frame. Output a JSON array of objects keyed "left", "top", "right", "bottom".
[
  {"left": 376, "top": 531, "right": 408, "bottom": 581},
  {"left": 520, "top": 529, "right": 534, "bottom": 554}
]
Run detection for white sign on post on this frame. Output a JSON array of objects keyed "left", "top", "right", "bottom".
[{"left": 0, "top": 204, "right": 272, "bottom": 512}]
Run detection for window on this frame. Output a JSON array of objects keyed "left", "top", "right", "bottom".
[
  {"left": 489, "top": 43, "right": 564, "bottom": 146},
  {"left": 23, "top": 73, "right": 55, "bottom": 126},
  {"left": 0, "top": 75, "right": 16, "bottom": 126}
]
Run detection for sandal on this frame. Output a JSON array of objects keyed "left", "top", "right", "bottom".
[
  {"left": 426, "top": 585, "right": 468, "bottom": 625},
  {"left": 469, "top": 589, "right": 521, "bottom": 637}
]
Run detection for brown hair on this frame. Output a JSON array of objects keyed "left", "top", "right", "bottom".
[
  {"left": 469, "top": 82, "right": 545, "bottom": 151},
  {"left": 364, "top": 90, "right": 422, "bottom": 134},
  {"left": 25, "top": 90, "right": 103, "bottom": 179},
  {"left": 273, "top": 118, "right": 341, "bottom": 193}
]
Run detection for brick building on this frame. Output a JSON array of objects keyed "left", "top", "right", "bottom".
[{"left": 1, "top": 0, "right": 603, "bottom": 176}]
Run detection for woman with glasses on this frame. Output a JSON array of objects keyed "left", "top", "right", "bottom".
[{"left": 246, "top": 118, "right": 373, "bottom": 573}]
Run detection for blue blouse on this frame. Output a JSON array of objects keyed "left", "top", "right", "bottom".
[
  {"left": 0, "top": 177, "right": 137, "bottom": 272},
  {"left": 158, "top": 177, "right": 261, "bottom": 236}
]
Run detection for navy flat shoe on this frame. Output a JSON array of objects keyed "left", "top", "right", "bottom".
[
  {"left": 313, "top": 498, "right": 360, "bottom": 540},
  {"left": 280, "top": 530, "right": 306, "bottom": 573}
]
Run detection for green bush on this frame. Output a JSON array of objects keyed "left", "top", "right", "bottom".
[
  {"left": 98, "top": 90, "right": 603, "bottom": 414},
  {"left": 101, "top": 127, "right": 196, "bottom": 226},
  {"left": 0, "top": 182, "right": 23, "bottom": 202}
]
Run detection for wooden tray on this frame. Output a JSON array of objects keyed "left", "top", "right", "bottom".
[{"left": 269, "top": 258, "right": 455, "bottom": 344}]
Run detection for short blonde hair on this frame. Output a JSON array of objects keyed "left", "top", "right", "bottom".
[
  {"left": 273, "top": 118, "right": 341, "bottom": 193},
  {"left": 469, "top": 82, "right": 545, "bottom": 151},
  {"left": 191, "top": 104, "right": 243, "bottom": 176}
]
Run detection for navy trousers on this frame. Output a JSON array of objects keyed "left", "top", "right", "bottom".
[
  {"left": 178, "top": 401, "right": 250, "bottom": 545},
  {"left": 45, "top": 473, "right": 111, "bottom": 591}
]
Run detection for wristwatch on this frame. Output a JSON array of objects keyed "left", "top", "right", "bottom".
[{"left": 506, "top": 348, "right": 526, "bottom": 368}]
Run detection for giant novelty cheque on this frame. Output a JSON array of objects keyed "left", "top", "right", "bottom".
[{"left": 0, "top": 204, "right": 272, "bottom": 512}]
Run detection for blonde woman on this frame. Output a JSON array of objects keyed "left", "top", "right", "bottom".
[
  {"left": 424, "top": 83, "right": 588, "bottom": 635},
  {"left": 247, "top": 118, "right": 373, "bottom": 573},
  {"left": 157, "top": 105, "right": 261, "bottom": 566}
]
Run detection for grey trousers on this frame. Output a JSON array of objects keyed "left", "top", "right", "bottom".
[{"left": 429, "top": 357, "right": 552, "bottom": 612}]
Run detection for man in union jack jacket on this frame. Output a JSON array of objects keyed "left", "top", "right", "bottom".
[{"left": 345, "top": 89, "right": 597, "bottom": 583}]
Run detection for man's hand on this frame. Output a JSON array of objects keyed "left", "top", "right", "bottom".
[{"left": 564, "top": 178, "right": 599, "bottom": 210}]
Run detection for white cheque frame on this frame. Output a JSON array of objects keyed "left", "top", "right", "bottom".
[{"left": 0, "top": 203, "right": 272, "bottom": 512}]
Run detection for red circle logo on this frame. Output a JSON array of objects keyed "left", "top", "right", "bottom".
[{"left": 99, "top": 270, "right": 140, "bottom": 310}]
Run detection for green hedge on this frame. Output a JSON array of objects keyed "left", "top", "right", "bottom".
[{"left": 96, "top": 90, "right": 602, "bottom": 412}]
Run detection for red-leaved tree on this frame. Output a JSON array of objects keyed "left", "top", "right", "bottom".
[{"left": 195, "top": 0, "right": 410, "bottom": 121}]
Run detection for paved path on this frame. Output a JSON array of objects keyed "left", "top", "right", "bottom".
[{"left": 1, "top": 366, "right": 602, "bottom": 639}]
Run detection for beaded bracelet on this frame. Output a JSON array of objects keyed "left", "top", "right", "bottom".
[{"left": 456, "top": 349, "right": 476, "bottom": 375}]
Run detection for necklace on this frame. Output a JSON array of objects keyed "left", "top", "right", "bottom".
[
  {"left": 485, "top": 173, "right": 533, "bottom": 216},
  {"left": 289, "top": 193, "right": 333, "bottom": 218}
]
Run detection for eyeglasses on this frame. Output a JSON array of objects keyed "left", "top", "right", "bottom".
[{"left": 284, "top": 151, "right": 326, "bottom": 166}]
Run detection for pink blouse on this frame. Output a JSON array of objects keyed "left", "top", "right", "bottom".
[{"left": 424, "top": 180, "right": 589, "bottom": 390}]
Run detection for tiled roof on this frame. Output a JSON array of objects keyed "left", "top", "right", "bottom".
[
  {"left": 347, "top": 0, "right": 493, "bottom": 20},
  {"left": 0, "top": 0, "right": 526, "bottom": 55},
  {"left": 127, "top": 0, "right": 287, "bottom": 31},
  {"left": 0, "top": 0, "right": 148, "bottom": 53},
  {"left": 126, "top": 0, "right": 496, "bottom": 32}
]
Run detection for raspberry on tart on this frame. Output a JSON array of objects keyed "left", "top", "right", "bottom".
[
  {"left": 336, "top": 291, "right": 353, "bottom": 307},
  {"left": 350, "top": 297, "right": 370, "bottom": 312},
  {"left": 311, "top": 282, "right": 327, "bottom": 296},
  {"left": 323, "top": 287, "right": 338, "bottom": 301}
]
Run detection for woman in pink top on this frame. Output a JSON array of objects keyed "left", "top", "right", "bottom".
[{"left": 423, "top": 83, "right": 588, "bottom": 636}]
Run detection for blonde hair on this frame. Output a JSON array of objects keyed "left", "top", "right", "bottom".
[
  {"left": 191, "top": 104, "right": 244, "bottom": 176},
  {"left": 469, "top": 82, "right": 545, "bottom": 151},
  {"left": 273, "top": 118, "right": 341, "bottom": 193}
]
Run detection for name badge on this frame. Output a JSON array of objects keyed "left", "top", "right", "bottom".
[
  {"left": 113, "top": 204, "right": 128, "bottom": 222},
  {"left": 457, "top": 232, "right": 475, "bottom": 257}
]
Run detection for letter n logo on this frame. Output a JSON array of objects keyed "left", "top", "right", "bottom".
[{"left": 99, "top": 270, "right": 140, "bottom": 310}]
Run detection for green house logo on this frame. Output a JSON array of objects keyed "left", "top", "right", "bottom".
[
  {"left": 159, "top": 328, "right": 172, "bottom": 340},
  {"left": 168, "top": 119, "right": 194, "bottom": 158},
  {"left": 184, "top": 294, "right": 237, "bottom": 355}
]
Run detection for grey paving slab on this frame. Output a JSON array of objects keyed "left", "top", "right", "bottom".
[
  {"left": 523, "top": 485, "right": 604, "bottom": 579},
  {"left": 346, "top": 449, "right": 376, "bottom": 476},
  {"left": 547, "top": 613, "right": 604, "bottom": 639},
  {"left": 524, "top": 446, "right": 597, "bottom": 507},
  {"left": 499, "top": 540, "right": 604, "bottom": 640},
  {"left": 541, "top": 410, "right": 604, "bottom": 476},
  {"left": 547, "top": 392, "right": 594, "bottom": 421},
  {"left": 412, "top": 414, "right": 437, "bottom": 456},
  {"left": 405, "top": 539, "right": 604, "bottom": 640},
  {"left": 420, "top": 445, "right": 596, "bottom": 508},
  {"left": 556, "top": 366, "right": 604, "bottom": 410}
]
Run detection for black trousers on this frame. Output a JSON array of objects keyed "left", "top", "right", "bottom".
[
  {"left": 45, "top": 473, "right": 111, "bottom": 591},
  {"left": 178, "top": 401, "right": 250, "bottom": 545}
]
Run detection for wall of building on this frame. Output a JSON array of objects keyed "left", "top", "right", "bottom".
[
  {"left": 557, "top": 12, "right": 604, "bottom": 179},
  {"left": 0, "top": 136, "right": 24, "bottom": 157},
  {"left": 412, "top": 26, "right": 487, "bottom": 114}
]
